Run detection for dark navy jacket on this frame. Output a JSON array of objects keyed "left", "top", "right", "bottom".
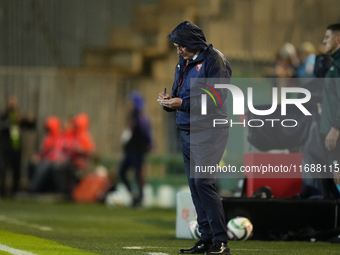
[{"left": 164, "top": 21, "right": 232, "bottom": 131}]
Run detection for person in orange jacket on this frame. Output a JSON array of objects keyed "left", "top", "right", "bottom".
[
  {"left": 29, "top": 116, "right": 67, "bottom": 192},
  {"left": 65, "top": 113, "right": 95, "bottom": 170},
  {"left": 56, "top": 113, "right": 95, "bottom": 197}
]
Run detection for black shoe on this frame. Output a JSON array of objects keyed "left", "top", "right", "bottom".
[
  {"left": 178, "top": 240, "right": 212, "bottom": 254},
  {"left": 204, "top": 242, "right": 230, "bottom": 255},
  {"left": 132, "top": 197, "right": 142, "bottom": 208}
]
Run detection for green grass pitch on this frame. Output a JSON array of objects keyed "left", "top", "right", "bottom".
[{"left": 0, "top": 200, "right": 339, "bottom": 254}]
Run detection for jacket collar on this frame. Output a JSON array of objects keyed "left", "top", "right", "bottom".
[
  {"left": 192, "top": 50, "right": 201, "bottom": 60},
  {"left": 179, "top": 44, "right": 213, "bottom": 65},
  {"left": 331, "top": 48, "right": 340, "bottom": 61}
]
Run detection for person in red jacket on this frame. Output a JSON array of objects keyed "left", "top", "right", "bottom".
[
  {"left": 39, "top": 116, "right": 65, "bottom": 162},
  {"left": 56, "top": 113, "right": 95, "bottom": 196},
  {"left": 29, "top": 116, "right": 67, "bottom": 192},
  {"left": 65, "top": 113, "right": 95, "bottom": 170}
]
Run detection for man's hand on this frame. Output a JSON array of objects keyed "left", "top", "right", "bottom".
[
  {"left": 158, "top": 92, "right": 182, "bottom": 110},
  {"left": 161, "top": 97, "right": 182, "bottom": 110},
  {"left": 325, "top": 127, "right": 339, "bottom": 151},
  {"left": 334, "top": 171, "right": 340, "bottom": 185},
  {"left": 158, "top": 92, "right": 171, "bottom": 100}
]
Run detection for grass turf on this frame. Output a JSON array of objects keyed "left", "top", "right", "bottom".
[
  {"left": 0, "top": 200, "right": 339, "bottom": 255},
  {"left": 0, "top": 229, "right": 97, "bottom": 255}
]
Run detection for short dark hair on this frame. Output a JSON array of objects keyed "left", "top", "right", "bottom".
[{"left": 327, "top": 23, "right": 340, "bottom": 33}]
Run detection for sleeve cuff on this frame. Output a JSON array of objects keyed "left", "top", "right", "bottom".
[
  {"left": 163, "top": 106, "right": 175, "bottom": 112},
  {"left": 181, "top": 98, "right": 189, "bottom": 112}
]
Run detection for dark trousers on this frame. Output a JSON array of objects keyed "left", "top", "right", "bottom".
[
  {"left": 119, "top": 151, "right": 145, "bottom": 201},
  {"left": 301, "top": 130, "right": 340, "bottom": 199},
  {"left": 0, "top": 148, "right": 21, "bottom": 197},
  {"left": 29, "top": 160, "right": 55, "bottom": 192},
  {"left": 328, "top": 142, "right": 340, "bottom": 167},
  {"left": 29, "top": 160, "right": 78, "bottom": 196},
  {"left": 328, "top": 141, "right": 340, "bottom": 198},
  {"left": 180, "top": 128, "right": 229, "bottom": 243}
]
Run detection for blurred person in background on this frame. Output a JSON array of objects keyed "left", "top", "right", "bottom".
[
  {"left": 62, "top": 116, "right": 75, "bottom": 144},
  {"left": 320, "top": 23, "right": 340, "bottom": 189},
  {"left": 119, "top": 91, "right": 152, "bottom": 208},
  {"left": 0, "top": 95, "right": 35, "bottom": 198},
  {"left": 61, "top": 112, "right": 95, "bottom": 197},
  {"left": 29, "top": 113, "right": 95, "bottom": 199},
  {"left": 296, "top": 42, "right": 316, "bottom": 78},
  {"left": 29, "top": 116, "right": 67, "bottom": 193},
  {"left": 267, "top": 43, "right": 300, "bottom": 78},
  {"left": 298, "top": 52, "right": 338, "bottom": 199},
  {"left": 265, "top": 43, "right": 301, "bottom": 98},
  {"left": 66, "top": 113, "right": 95, "bottom": 171},
  {"left": 158, "top": 21, "right": 231, "bottom": 255}
]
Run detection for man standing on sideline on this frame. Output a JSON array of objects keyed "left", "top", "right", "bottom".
[
  {"left": 119, "top": 91, "right": 152, "bottom": 208},
  {"left": 321, "top": 23, "right": 340, "bottom": 188},
  {"left": 0, "top": 95, "right": 23, "bottom": 198},
  {"left": 158, "top": 21, "right": 231, "bottom": 255}
]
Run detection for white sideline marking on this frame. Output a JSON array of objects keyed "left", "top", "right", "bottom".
[
  {"left": 0, "top": 243, "right": 37, "bottom": 255},
  {"left": 233, "top": 248, "right": 260, "bottom": 250},
  {"left": 146, "top": 253, "right": 169, "bottom": 255},
  {"left": 123, "top": 246, "right": 143, "bottom": 249},
  {"left": 123, "top": 246, "right": 164, "bottom": 249},
  {"left": 123, "top": 246, "right": 267, "bottom": 252},
  {"left": 0, "top": 215, "right": 52, "bottom": 231},
  {"left": 233, "top": 248, "right": 277, "bottom": 251},
  {"left": 123, "top": 246, "right": 267, "bottom": 254},
  {"left": 123, "top": 247, "right": 170, "bottom": 254}
]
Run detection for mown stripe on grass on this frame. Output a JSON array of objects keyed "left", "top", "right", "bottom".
[
  {"left": 0, "top": 243, "right": 36, "bottom": 255},
  {"left": 0, "top": 230, "right": 98, "bottom": 255},
  {"left": 0, "top": 215, "right": 52, "bottom": 232},
  {"left": 0, "top": 249, "right": 13, "bottom": 255}
]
